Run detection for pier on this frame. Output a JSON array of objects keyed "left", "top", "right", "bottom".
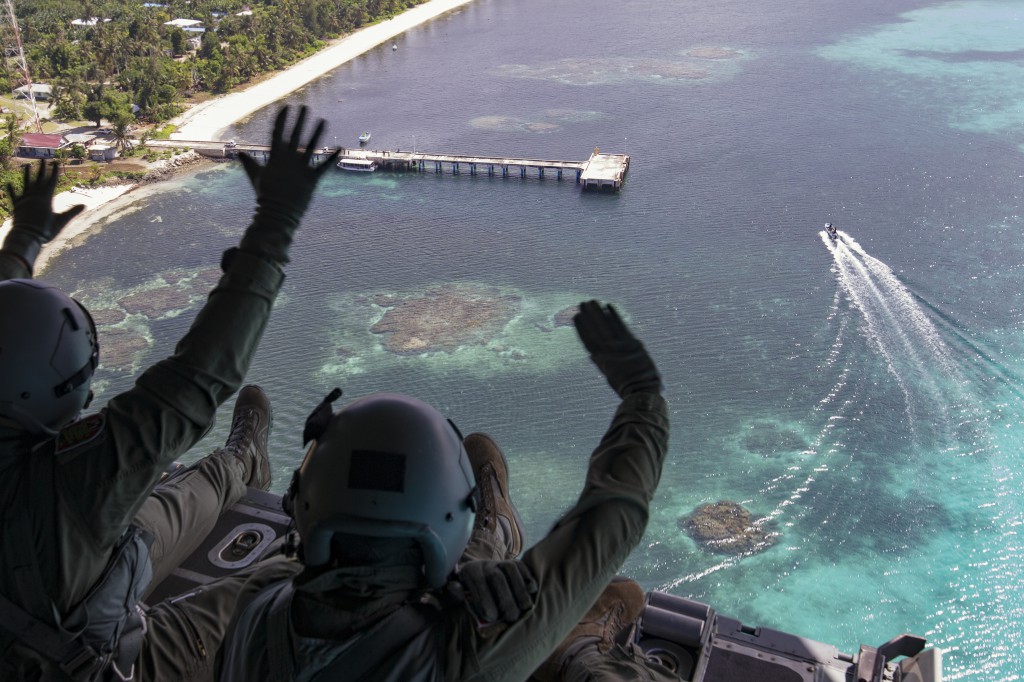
[{"left": 151, "top": 139, "right": 630, "bottom": 191}]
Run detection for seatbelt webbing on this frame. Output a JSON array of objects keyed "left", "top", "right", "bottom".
[
  {"left": 0, "top": 589, "right": 103, "bottom": 680},
  {"left": 265, "top": 587, "right": 297, "bottom": 682}
]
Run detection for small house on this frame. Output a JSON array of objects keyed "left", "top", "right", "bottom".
[
  {"left": 89, "top": 145, "right": 117, "bottom": 162},
  {"left": 13, "top": 83, "right": 53, "bottom": 101},
  {"left": 18, "top": 133, "right": 67, "bottom": 158}
]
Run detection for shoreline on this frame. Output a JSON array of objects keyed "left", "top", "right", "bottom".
[
  {"left": 17, "top": 0, "right": 478, "bottom": 276},
  {"left": 172, "top": 0, "right": 477, "bottom": 140},
  {"left": 0, "top": 152, "right": 213, "bottom": 275}
]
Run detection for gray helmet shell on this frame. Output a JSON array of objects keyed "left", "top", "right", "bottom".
[
  {"left": 291, "top": 393, "right": 476, "bottom": 588},
  {"left": 0, "top": 279, "right": 98, "bottom": 433}
]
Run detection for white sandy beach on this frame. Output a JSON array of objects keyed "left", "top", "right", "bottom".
[
  {"left": 171, "top": 0, "right": 477, "bottom": 140},
  {"left": 8, "top": 0, "right": 477, "bottom": 274},
  {"left": 0, "top": 184, "right": 135, "bottom": 274}
]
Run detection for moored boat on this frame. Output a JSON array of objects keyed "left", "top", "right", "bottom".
[{"left": 337, "top": 157, "right": 378, "bottom": 172}]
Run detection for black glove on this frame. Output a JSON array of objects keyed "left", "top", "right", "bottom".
[
  {"left": 457, "top": 560, "right": 538, "bottom": 624},
  {"left": 237, "top": 105, "right": 340, "bottom": 264},
  {"left": 574, "top": 300, "right": 662, "bottom": 397},
  {"left": 2, "top": 160, "right": 85, "bottom": 273}
]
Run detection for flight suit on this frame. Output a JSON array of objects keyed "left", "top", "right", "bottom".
[
  {"left": 218, "top": 391, "right": 670, "bottom": 682},
  {"left": 0, "top": 247, "right": 288, "bottom": 680}
]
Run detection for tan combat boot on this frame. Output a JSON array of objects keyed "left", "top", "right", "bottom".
[
  {"left": 226, "top": 385, "right": 272, "bottom": 490},
  {"left": 532, "top": 577, "right": 646, "bottom": 682},
  {"left": 464, "top": 432, "right": 525, "bottom": 559}
]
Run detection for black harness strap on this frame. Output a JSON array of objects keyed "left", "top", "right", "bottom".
[
  {"left": 0, "top": 439, "right": 153, "bottom": 682},
  {"left": 266, "top": 587, "right": 297, "bottom": 682},
  {"left": 0, "top": 440, "right": 101, "bottom": 679},
  {"left": 0, "top": 589, "right": 106, "bottom": 680}
]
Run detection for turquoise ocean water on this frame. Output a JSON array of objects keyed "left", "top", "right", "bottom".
[{"left": 43, "top": 0, "right": 1024, "bottom": 677}]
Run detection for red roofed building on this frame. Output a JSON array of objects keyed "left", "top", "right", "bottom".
[{"left": 18, "top": 133, "right": 68, "bottom": 159}]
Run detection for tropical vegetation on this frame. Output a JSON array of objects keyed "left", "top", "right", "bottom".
[
  {"left": 0, "top": 0, "right": 427, "bottom": 216},
  {"left": 9, "top": 0, "right": 426, "bottom": 123}
]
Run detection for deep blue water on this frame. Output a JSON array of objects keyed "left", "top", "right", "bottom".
[{"left": 43, "top": 0, "right": 1024, "bottom": 677}]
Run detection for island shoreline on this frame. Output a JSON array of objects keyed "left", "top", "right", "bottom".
[{"left": 16, "top": 0, "right": 478, "bottom": 276}]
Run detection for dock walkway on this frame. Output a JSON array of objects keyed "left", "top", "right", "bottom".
[{"left": 149, "top": 140, "right": 630, "bottom": 191}]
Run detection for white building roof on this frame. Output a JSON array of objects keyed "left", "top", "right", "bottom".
[
  {"left": 164, "top": 18, "right": 204, "bottom": 28},
  {"left": 13, "top": 83, "right": 53, "bottom": 97}
]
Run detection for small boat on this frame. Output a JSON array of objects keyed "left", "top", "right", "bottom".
[
  {"left": 358, "top": 132, "right": 371, "bottom": 144},
  {"left": 337, "top": 157, "right": 378, "bottom": 172},
  {"left": 392, "top": 44, "right": 398, "bottom": 51}
]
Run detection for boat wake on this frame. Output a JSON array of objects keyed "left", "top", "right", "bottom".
[
  {"left": 821, "top": 230, "right": 962, "bottom": 437},
  {"left": 810, "top": 229, "right": 1022, "bottom": 673},
  {"left": 666, "top": 230, "right": 1024, "bottom": 676}
]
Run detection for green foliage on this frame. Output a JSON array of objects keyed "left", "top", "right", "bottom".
[
  {"left": 51, "top": 77, "right": 87, "bottom": 122},
  {"left": 0, "top": 115, "right": 22, "bottom": 171},
  {"left": 111, "top": 114, "right": 135, "bottom": 151},
  {"left": 110, "top": 170, "right": 146, "bottom": 180},
  {"left": 83, "top": 88, "right": 135, "bottom": 127},
  {"left": 53, "top": 146, "right": 72, "bottom": 174},
  {"left": 0, "top": 161, "right": 77, "bottom": 220},
  {"left": 152, "top": 124, "right": 178, "bottom": 139},
  {"left": 13, "top": 0, "right": 430, "bottom": 121},
  {"left": 0, "top": 168, "right": 21, "bottom": 217}
]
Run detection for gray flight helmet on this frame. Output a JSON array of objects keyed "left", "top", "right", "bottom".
[
  {"left": 290, "top": 393, "right": 477, "bottom": 588},
  {"left": 0, "top": 279, "right": 99, "bottom": 434}
]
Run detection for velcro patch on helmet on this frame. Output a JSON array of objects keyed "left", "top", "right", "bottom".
[
  {"left": 350, "top": 450, "right": 405, "bottom": 492},
  {"left": 56, "top": 413, "right": 106, "bottom": 454}
]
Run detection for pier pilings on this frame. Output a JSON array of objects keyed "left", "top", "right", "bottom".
[{"left": 150, "top": 139, "right": 629, "bottom": 190}]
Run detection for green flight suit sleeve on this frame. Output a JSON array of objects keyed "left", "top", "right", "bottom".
[
  {"left": 452, "top": 391, "right": 670, "bottom": 682},
  {"left": 54, "top": 248, "right": 285, "bottom": 609}
]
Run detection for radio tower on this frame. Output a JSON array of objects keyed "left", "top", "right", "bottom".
[{"left": 3, "top": 0, "right": 43, "bottom": 133}]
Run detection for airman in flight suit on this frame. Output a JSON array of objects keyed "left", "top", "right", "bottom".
[{"left": 0, "top": 106, "right": 339, "bottom": 681}]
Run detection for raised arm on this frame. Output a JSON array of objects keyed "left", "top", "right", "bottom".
[
  {"left": 66, "top": 106, "right": 339, "bottom": 546},
  {"left": 0, "top": 160, "right": 85, "bottom": 279},
  {"left": 236, "top": 105, "right": 339, "bottom": 264},
  {"left": 457, "top": 301, "right": 669, "bottom": 680}
]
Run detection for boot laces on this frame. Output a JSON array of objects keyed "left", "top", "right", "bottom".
[{"left": 226, "top": 408, "right": 259, "bottom": 453}]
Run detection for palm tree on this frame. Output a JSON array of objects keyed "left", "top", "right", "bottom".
[
  {"left": 54, "top": 146, "right": 71, "bottom": 176},
  {"left": 111, "top": 114, "right": 133, "bottom": 153}
]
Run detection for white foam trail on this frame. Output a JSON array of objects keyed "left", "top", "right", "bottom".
[
  {"left": 732, "top": 231, "right": 964, "bottom": 564},
  {"left": 841, "top": 233, "right": 957, "bottom": 375},
  {"left": 665, "top": 232, "right": 986, "bottom": 596},
  {"left": 821, "top": 230, "right": 957, "bottom": 431}
]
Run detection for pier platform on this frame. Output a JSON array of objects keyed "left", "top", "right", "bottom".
[{"left": 150, "top": 139, "right": 630, "bottom": 191}]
